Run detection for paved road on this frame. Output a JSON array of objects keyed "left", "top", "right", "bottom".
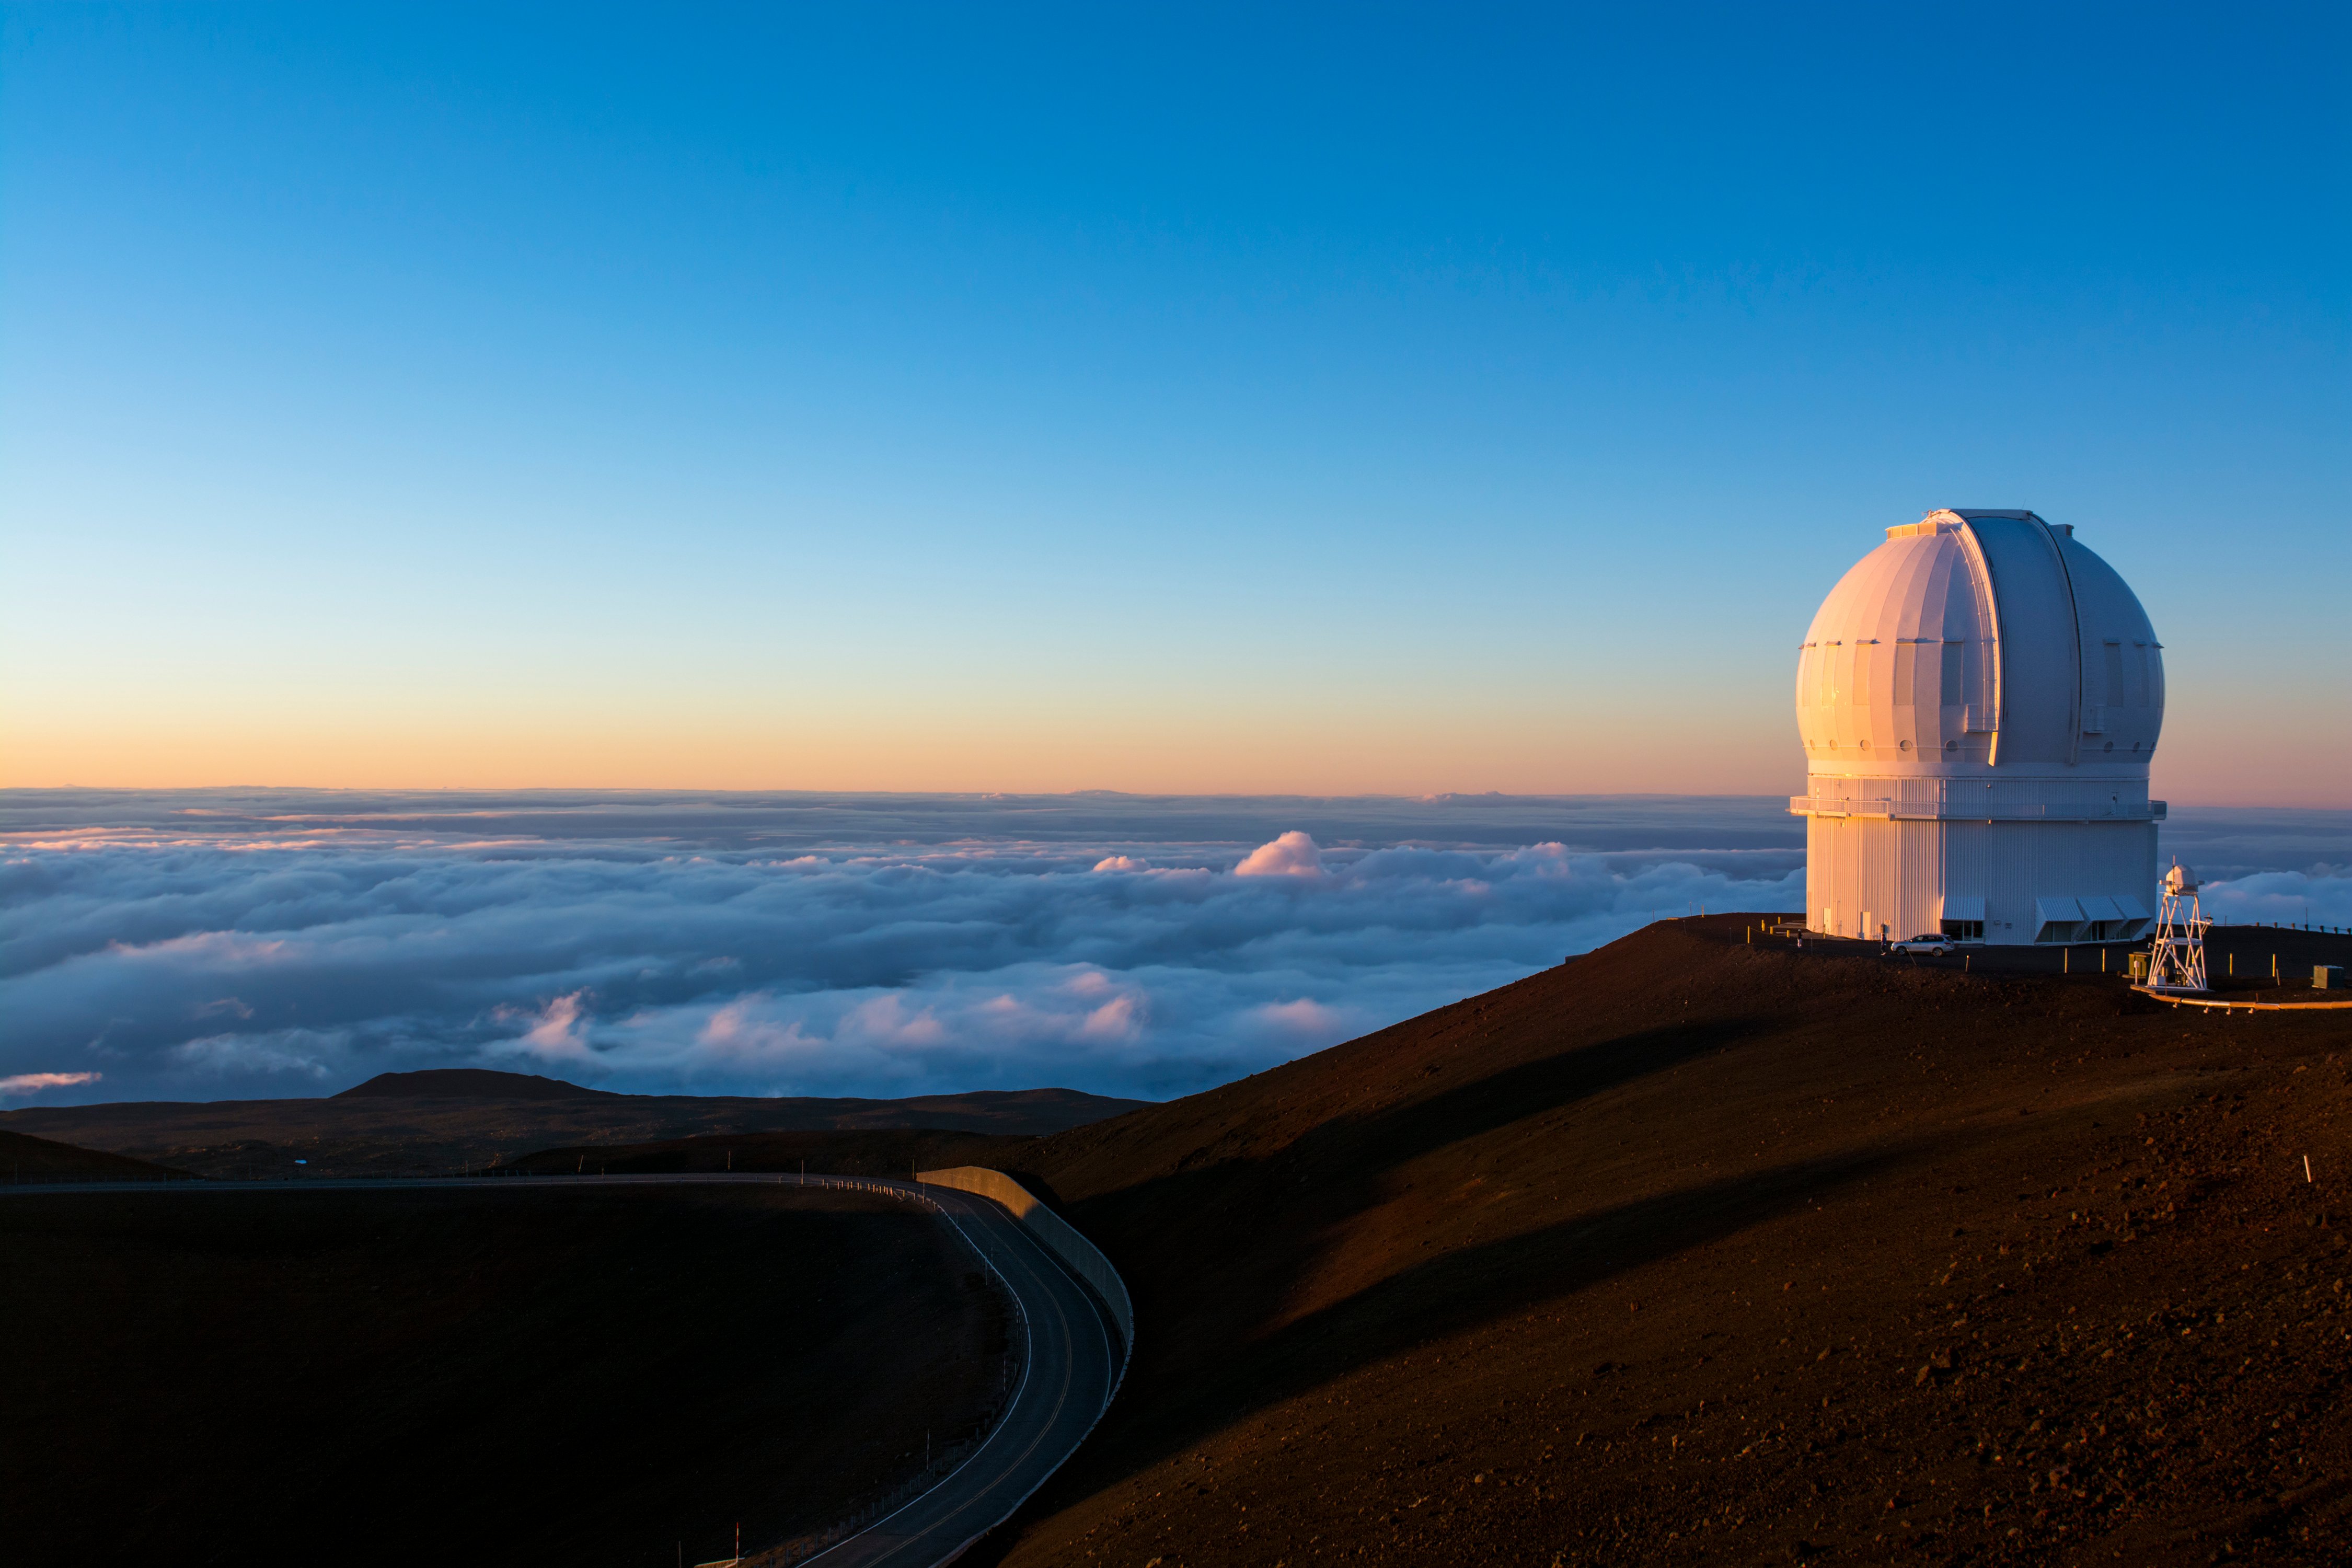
[
  {"left": 5, "top": 1171, "right": 1123, "bottom": 1568},
  {"left": 798, "top": 1178, "right": 1119, "bottom": 1567}
]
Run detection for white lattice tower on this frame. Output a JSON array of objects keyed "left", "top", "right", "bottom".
[{"left": 2147, "top": 860, "right": 2208, "bottom": 992}]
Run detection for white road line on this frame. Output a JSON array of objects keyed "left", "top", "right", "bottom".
[{"left": 799, "top": 1186, "right": 1040, "bottom": 1567}]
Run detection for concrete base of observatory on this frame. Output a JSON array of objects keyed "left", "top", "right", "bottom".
[{"left": 1797, "top": 796, "right": 2159, "bottom": 946}]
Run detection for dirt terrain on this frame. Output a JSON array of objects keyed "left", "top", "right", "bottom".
[
  {"left": 0, "top": 1184, "right": 1007, "bottom": 1568},
  {"left": 12, "top": 918, "right": 2346, "bottom": 1565},
  {"left": 0, "top": 1076, "right": 1146, "bottom": 1179},
  {"left": 962, "top": 917, "right": 2351, "bottom": 1566}
]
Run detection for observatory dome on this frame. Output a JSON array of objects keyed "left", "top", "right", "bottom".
[
  {"left": 1795, "top": 510, "right": 2163, "bottom": 776},
  {"left": 1790, "top": 510, "right": 2167, "bottom": 948}
]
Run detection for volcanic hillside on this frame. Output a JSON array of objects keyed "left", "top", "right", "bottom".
[
  {"left": 1, "top": 1128, "right": 188, "bottom": 1183},
  {"left": 971, "top": 917, "right": 2350, "bottom": 1566},
  {"left": 0, "top": 1077, "right": 1146, "bottom": 1179}
]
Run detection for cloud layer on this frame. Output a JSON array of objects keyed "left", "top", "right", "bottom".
[
  {"left": 3, "top": 792, "right": 2340, "bottom": 1106},
  {"left": 0, "top": 792, "right": 1818, "bottom": 1103}
]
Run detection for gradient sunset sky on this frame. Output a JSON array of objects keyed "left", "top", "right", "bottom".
[{"left": 3, "top": 4, "right": 2345, "bottom": 804}]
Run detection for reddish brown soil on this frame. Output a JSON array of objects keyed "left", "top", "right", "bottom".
[
  {"left": 1, "top": 1126, "right": 190, "bottom": 1182},
  {"left": 967, "top": 917, "right": 2351, "bottom": 1566},
  {"left": 0, "top": 1185, "right": 1006, "bottom": 1568}
]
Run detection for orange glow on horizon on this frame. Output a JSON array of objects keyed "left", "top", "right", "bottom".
[{"left": 4, "top": 697, "right": 2341, "bottom": 806}]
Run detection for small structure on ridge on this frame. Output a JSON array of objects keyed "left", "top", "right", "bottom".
[{"left": 2144, "top": 860, "right": 2210, "bottom": 991}]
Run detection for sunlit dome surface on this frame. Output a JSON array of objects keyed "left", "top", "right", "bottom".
[
  {"left": 1794, "top": 510, "right": 2163, "bottom": 776},
  {"left": 1790, "top": 510, "right": 2169, "bottom": 946}
]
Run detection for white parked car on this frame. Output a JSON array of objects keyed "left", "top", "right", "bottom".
[{"left": 1889, "top": 935, "right": 1957, "bottom": 955}]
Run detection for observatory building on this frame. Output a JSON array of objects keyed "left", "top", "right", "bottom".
[{"left": 1791, "top": 510, "right": 2164, "bottom": 946}]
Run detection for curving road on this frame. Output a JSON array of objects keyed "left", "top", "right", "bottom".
[
  {"left": 5, "top": 1171, "right": 1122, "bottom": 1568},
  {"left": 800, "top": 1177, "right": 1119, "bottom": 1567}
]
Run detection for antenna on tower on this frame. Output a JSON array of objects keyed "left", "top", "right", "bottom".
[{"left": 2145, "top": 859, "right": 2209, "bottom": 993}]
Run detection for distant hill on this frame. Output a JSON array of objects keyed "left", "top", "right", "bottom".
[
  {"left": 335, "top": 1069, "right": 620, "bottom": 1101},
  {"left": 2, "top": 1128, "right": 190, "bottom": 1183},
  {"left": 967, "top": 916, "right": 2352, "bottom": 1568}
]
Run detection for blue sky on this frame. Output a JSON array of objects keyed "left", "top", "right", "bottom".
[{"left": 3, "top": 3, "right": 2345, "bottom": 800}]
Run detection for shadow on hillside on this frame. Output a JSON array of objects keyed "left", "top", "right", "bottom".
[
  {"left": 1002, "top": 1014, "right": 1770, "bottom": 1229},
  {"left": 1234, "top": 1143, "right": 1913, "bottom": 1412},
  {"left": 1052, "top": 1012, "right": 1780, "bottom": 1332},
  {"left": 1018, "top": 1140, "right": 1917, "bottom": 1526},
  {"left": 990, "top": 1002, "right": 1886, "bottom": 1507},
  {"left": 1298, "top": 1013, "right": 1774, "bottom": 1179}
]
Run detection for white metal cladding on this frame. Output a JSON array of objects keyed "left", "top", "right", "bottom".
[
  {"left": 1793, "top": 511, "right": 2165, "bottom": 944},
  {"left": 1793, "top": 511, "right": 2164, "bottom": 777}
]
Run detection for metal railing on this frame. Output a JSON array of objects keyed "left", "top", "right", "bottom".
[
  {"left": 915, "top": 1167, "right": 1133, "bottom": 1364},
  {"left": 1789, "top": 792, "right": 2163, "bottom": 823}
]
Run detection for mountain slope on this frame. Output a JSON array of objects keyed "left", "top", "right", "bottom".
[
  {"left": 0, "top": 1128, "right": 190, "bottom": 1183},
  {"left": 0, "top": 1085, "right": 1150, "bottom": 1179},
  {"left": 977, "top": 917, "right": 2350, "bottom": 1566}
]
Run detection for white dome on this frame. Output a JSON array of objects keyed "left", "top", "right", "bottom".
[{"left": 1794, "top": 510, "right": 2163, "bottom": 777}]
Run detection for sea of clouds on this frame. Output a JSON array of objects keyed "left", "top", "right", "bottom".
[{"left": 2, "top": 791, "right": 2344, "bottom": 1106}]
